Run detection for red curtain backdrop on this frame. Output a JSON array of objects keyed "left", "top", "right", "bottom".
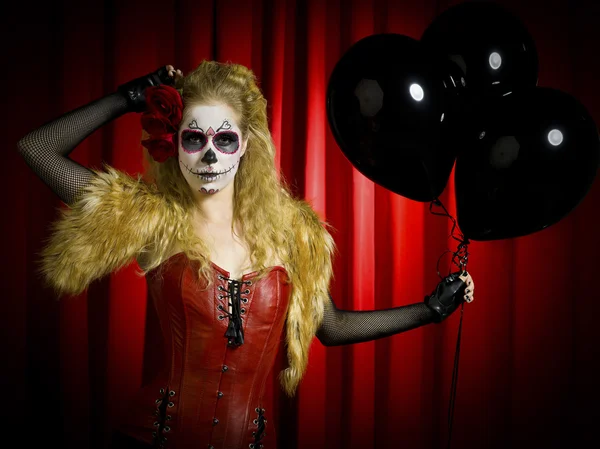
[{"left": 4, "top": 0, "right": 599, "bottom": 448}]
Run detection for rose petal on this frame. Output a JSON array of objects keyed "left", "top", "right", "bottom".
[
  {"left": 141, "top": 113, "right": 176, "bottom": 135},
  {"left": 142, "top": 136, "right": 177, "bottom": 163}
]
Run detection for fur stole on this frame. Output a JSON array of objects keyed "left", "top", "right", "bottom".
[
  {"left": 39, "top": 166, "right": 334, "bottom": 396},
  {"left": 39, "top": 166, "right": 178, "bottom": 296}
]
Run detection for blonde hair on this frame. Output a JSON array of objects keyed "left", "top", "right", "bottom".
[{"left": 140, "top": 61, "right": 336, "bottom": 395}]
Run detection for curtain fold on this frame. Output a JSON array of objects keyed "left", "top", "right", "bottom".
[{"left": 5, "top": 0, "right": 599, "bottom": 448}]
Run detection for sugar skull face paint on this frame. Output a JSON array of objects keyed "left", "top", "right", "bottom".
[{"left": 178, "top": 104, "right": 246, "bottom": 195}]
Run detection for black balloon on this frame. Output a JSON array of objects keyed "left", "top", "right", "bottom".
[
  {"left": 455, "top": 87, "right": 600, "bottom": 241},
  {"left": 327, "top": 34, "right": 466, "bottom": 202},
  {"left": 421, "top": 1, "right": 538, "bottom": 99}
]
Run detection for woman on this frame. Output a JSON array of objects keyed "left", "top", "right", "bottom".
[{"left": 18, "top": 62, "right": 475, "bottom": 449}]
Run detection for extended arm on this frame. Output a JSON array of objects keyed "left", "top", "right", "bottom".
[
  {"left": 316, "top": 272, "right": 471, "bottom": 346},
  {"left": 315, "top": 295, "right": 436, "bottom": 346}
]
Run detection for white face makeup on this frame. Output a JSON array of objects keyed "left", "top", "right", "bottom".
[{"left": 178, "top": 103, "right": 246, "bottom": 195}]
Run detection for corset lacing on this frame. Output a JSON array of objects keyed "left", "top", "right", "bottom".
[
  {"left": 152, "top": 387, "right": 176, "bottom": 448},
  {"left": 250, "top": 407, "right": 267, "bottom": 448},
  {"left": 217, "top": 275, "right": 252, "bottom": 346}
]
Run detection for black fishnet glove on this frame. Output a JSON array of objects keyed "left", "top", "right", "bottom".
[
  {"left": 316, "top": 272, "right": 471, "bottom": 346},
  {"left": 17, "top": 93, "right": 128, "bottom": 205},
  {"left": 17, "top": 65, "right": 180, "bottom": 205},
  {"left": 316, "top": 295, "right": 437, "bottom": 347}
]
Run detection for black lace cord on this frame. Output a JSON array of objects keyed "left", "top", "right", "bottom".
[
  {"left": 428, "top": 197, "right": 470, "bottom": 449},
  {"left": 253, "top": 408, "right": 266, "bottom": 445},
  {"left": 152, "top": 387, "right": 174, "bottom": 448},
  {"left": 218, "top": 277, "right": 250, "bottom": 346}
]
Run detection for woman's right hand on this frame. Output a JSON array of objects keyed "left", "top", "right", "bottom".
[
  {"left": 165, "top": 64, "right": 184, "bottom": 82},
  {"left": 117, "top": 65, "right": 184, "bottom": 112}
]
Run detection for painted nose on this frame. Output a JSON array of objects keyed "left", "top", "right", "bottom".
[{"left": 201, "top": 148, "right": 218, "bottom": 165}]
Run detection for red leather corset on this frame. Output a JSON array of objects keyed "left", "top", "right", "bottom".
[{"left": 116, "top": 253, "right": 290, "bottom": 449}]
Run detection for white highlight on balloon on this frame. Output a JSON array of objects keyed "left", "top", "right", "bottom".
[
  {"left": 548, "top": 129, "right": 563, "bottom": 146},
  {"left": 441, "top": 113, "right": 445, "bottom": 122},
  {"left": 410, "top": 83, "right": 424, "bottom": 101},
  {"left": 489, "top": 52, "right": 502, "bottom": 70}
]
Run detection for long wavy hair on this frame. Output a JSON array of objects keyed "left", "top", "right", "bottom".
[{"left": 139, "top": 61, "right": 335, "bottom": 396}]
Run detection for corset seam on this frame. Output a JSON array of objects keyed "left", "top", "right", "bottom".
[
  {"left": 236, "top": 270, "right": 282, "bottom": 448},
  {"left": 171, "top": 260, "right": 192, "bottom": 440}
]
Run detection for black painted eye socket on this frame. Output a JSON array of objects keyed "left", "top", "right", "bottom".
[
  {"left": 182, "top": 130, "right": 207, "bottom": 152},
  {"left": 214, "top": 131, "right": 239, "bottom": 153}
]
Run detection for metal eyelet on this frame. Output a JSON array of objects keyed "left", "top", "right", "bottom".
[
  {"left": 253, "top": 419, "right": 258, "bottom": 425},
  {"left": 249, "top": 444, "right": 255, "bottom": 449},
  {"left": 166, "top": 415, "right": 172, "bottom": 420},
  {"left": 217, "top": 274, "right": 225, "bottom": 280},
  {"left": 168, "top": 401, "right": 174, "bottom": 407},
  {"left": 255, "top": 407, "right": 260, "bottom": 413},
  {"left": 243, "top": 289, "right": 250, "bottom": 294},
  {"left": 153, "top": 422, "right": 160, "bottom": 427},
  {"left": 245, "top": 281, "right": 253, "bottom": 286},
  {"left": 252, "top": 431, "right": 256, "bottom": 436},
  {"left": 241, "top": 308, "right": 246, "bottom": 314},
  {"left": 169, "top": 390, "right": 175, "bottom": 397},
  {"left": 164, "top": 426, "right": 170, "bottom": 432},
  {"left": 242, "top": 298, "right": 248, "bottom": 303},
  {"left": 218, "top": 315, "right": 225, "bottom": 320},
  {"left": 218, "top": 285, "right": 225, "bottom": 291},
  {"left": 159, "top": 388, "right": 165, "bottom": 394},
  {"left": 218, "top": 295, "right": 224, "bottom": 299},
  {"left": 152, "top": 432, "right": 157, "bottom": 437},
  {"left": 155, "top": 399, "right": 162, "bottom": 404},
  {"left": 217, "top": 304, "right": 223, "bottom": 310}
]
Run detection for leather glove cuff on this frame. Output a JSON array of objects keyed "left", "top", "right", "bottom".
[
  {"left": 117, "top": 66, "right": 174, "bottom": 113},
  {"left": 424, "top": 272, "right": 467, "bottom": 323}
]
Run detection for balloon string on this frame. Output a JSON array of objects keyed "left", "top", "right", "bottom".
[
  {"left": 429, "top": 198, "right": 470, "bottom": 279},
  {"left": 429, "top": 197, "right": 469, "bottom": 449}
]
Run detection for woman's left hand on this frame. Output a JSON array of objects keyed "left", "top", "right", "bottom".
[{"left": 459, "top": 271, "right": 475, "bottom": 303}]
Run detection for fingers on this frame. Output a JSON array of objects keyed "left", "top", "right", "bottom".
[
  {"left": 165, "top": 65, "right": 184, "bottom": 80},
  {"left": 165, "top": 64, "right": 183, "bottom": 77},
  {"left": 460, "top": 272, "right": 474, "bottom": 303}
]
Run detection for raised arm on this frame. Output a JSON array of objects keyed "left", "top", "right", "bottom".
[
  {"left": 316, "top": 272, "right": 474, "bottom": 346},
  {"left": 17, "top": 65, "right": 181, "bottom": 205}
]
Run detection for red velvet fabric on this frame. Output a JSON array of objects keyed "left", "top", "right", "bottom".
[{"left": 5, "top": 0, "right": 600, "bottom": 448}]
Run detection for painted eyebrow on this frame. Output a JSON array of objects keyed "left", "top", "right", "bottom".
[
  {"left": 216, "top": 120, "right": 232, "bottom": 132},
  {"left": 187, "top": 119, "right": 204, "bottom": 132}
]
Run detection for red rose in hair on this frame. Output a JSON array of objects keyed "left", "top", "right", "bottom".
[
  {"left": 145, "top": 85, "right": 183, "bottom": 127},
  {"left": 141, "top": 113, "right": 176, "bottom": 135},
  {"left": 141, "top": 85, "right": 182, "bottom": 162},
  {"left": 142, "top": 135, "right": 177, "bottom": 163}
]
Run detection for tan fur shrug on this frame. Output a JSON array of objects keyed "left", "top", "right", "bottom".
[{"left": 40, "top": 166, "right": 334, "bottom": 396}]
